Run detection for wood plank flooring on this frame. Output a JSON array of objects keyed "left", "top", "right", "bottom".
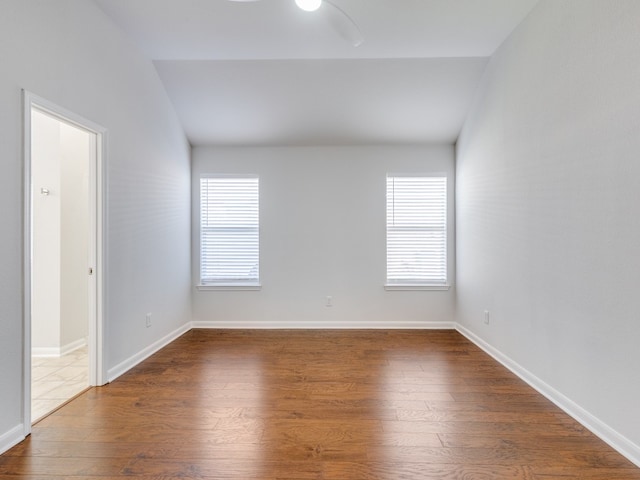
[{"left": 2, "top": 329, "right": 639, "bottom": 479}]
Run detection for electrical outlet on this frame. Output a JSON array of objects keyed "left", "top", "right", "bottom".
[
  {"left": 146, "top": 313, "right": 152, "bottom": 328},
  {"left": 326, "top": 296, "right": 333, "bottom": 307},
  {"left": 483, "top": 310, "right": 490, "bottom": 325}
]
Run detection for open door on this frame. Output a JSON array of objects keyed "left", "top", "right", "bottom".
[{"left": 23, "top": 92, "right": 106, "bottom": 433}]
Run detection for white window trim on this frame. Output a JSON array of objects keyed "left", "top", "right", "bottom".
[
  {"left": 199, "top": 174, "right": 260, "bottom": 289},
  {"left": 197, "top": 283, "right": 262, "bottom": 291},
  {"left": 385, "top": 174, "right": 448, "bottom": 289},
  {"left": 384, "top": 284, "right": 450, "bottom": 291}
]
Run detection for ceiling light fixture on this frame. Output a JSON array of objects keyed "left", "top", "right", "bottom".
[
  {"left": 295, "top": 0, "right": 322, "bottom": 12},
  {"left": 228, "top": 0, "right": 362, "bottom": 47}
]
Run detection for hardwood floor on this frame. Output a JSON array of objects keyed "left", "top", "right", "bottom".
[{"left": 2, "top": 329, "right": 639, "bottom": 479}]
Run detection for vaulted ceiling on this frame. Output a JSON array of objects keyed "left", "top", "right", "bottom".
[{"left": 95, "top": 0, "right": 539, "bottom": 146}]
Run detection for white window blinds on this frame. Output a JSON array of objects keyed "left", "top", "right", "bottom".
[
  {"left": 386, "top": 176, "right": 447, "bottom": 286},
  {"left": 200, "top": 176, "right": 259, "bottom": 285}
]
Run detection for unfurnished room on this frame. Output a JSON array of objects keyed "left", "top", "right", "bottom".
[{"left": 1, "top": 0, "right": 640, "bottom": 478}]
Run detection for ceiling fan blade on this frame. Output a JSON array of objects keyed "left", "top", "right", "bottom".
[{"left": 321, "top": 1, "right": 363, "bottom": 47}]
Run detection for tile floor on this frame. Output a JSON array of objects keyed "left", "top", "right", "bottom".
[{"left": 31, "top": 347, "right": 89, "bottom": 422}]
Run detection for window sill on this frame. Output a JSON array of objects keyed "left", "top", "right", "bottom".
[
  {"left": 384, "top": 284, "right": 450, "bottom": 291},
  {"left": 197, "top": 284, "right": 262, "bottom": 291}
]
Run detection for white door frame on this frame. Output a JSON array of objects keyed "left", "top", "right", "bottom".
[{"left": 22, "top": 90, "right": 107, "bottom": 435}]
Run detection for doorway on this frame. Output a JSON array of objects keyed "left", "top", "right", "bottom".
[{"left": 23, "top": 92, "right": 105, "bottom": 432}]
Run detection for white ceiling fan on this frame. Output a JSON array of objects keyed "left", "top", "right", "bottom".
[{"left": 228, "top": 0, "right": 364, "bottom": 47}]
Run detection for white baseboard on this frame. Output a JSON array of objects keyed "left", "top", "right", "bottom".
[
  {"left": 0, "top": 424, "right": 24, "bottom": 455},
  {"left": 191, "top": 320, "right": 457, "bottom": 330},
  {"left": 60, "top": 337, "right": 87, "bottom": 356},
  {"left": 33, "top": 337, "right": 87, "bottom": 358},
  {"left": 107, "top": 322, "right": 191, "bottom": 382},
  {"left": 31, "top": 347, "right": 61, "bottom": 358},
  {"left": 456, "top": 324, "right": 640, "bottom": 469}
]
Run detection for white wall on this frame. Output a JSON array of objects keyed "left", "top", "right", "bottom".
[
  {"left": 31, "top": 110, "right": 62, "bottom": 352},
  {"left": 456, "top": 0, "right": 640, "bottom": 460},
  {"left": 59, "top": 120, "right": 91, "bottom": 351},
  {"left": 192, "top": 145, "right": 455, "bottom": 328},
  {"left": 0, "top": 0, "right": 191, "bottom": 449}
]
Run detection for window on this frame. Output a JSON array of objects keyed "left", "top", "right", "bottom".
[
  {"left": 386, "top": 176, "right": 447, "bottom": 288},
  {"left": 200, "top": 176, "right": 259, "bottom": 287}
]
